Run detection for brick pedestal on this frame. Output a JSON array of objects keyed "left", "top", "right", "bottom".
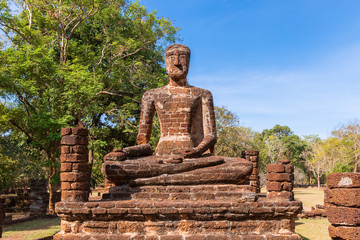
[
  {"left": 60, "top": 127, "right": 89, "bottom": 202},
  {"left": 29, "top": 179, "right": 48, "bottom": 217},
  {"left": 243, "top": 150, "right": 260, "bottom": 193},
  {"left": 325, "top": 173, "right": 360, "bottom": 240},
  {"left": 266, "top": 160, "right": 294, "bottom": 202},
  {"left": 55, "top": 200, "right": 302, "bottom": 240},
  {"left": 56, "top": 149, "right": 302, "bottom": 239}
]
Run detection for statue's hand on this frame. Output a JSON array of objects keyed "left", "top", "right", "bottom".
[
  {"left": 183, "top": 148, "right": 202, "bottom": 158},
  {"left": 104, "top": 149, "right": 127, "bottom": 161}
]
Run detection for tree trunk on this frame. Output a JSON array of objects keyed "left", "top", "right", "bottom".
[
  {"left": 317, "top": 175, "right": 321, "bottom": 191},
  {"left": 48, "top": 164, "right": 57, "bottom": 215},
  {"left": 354, "top": 157, "right": 358, "bottom": 172},
  {"left": 48, "top": 181, "right": 56, "bottom": 214}
]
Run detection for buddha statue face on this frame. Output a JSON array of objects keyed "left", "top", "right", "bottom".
[{"left": 165, "top": 44, "right": 190, "bottom": 82}]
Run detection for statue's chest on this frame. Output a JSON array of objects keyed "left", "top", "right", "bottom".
[{"left": 155, "top": 93, "right": 200, "bottom": 114}]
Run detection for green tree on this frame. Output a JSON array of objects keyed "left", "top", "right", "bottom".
[
  {"left": 0, "top": 0, "right": 178, "bottom": 213},
  {"left": 259, "top": 125, "right": 306, "bottom": 169},
  {"left": 303, "top": 136, "right": 349, "bottom": 189},
  {"left": 214, "top": 106, "right": 259, "bottom": 157},
  {"left": 332, "top": 119, "right": 360, "bottom": 172}
]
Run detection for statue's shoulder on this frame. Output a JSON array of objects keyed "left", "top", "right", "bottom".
[
  {"left": 142, "top": 86, "right": 168, "bottom": 100},
  {"left": 190, "top": 86, "right": 213, "bottom": 98}
]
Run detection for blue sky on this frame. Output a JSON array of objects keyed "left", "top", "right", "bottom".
[{"left": 142, "top": 0, "right": 360, "bottom": 138}]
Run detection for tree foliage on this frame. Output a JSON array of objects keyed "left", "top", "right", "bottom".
[
  {"left": 0, "top": 0, "right": 178, "bottom": 212},
  {"left": 258, "top": 125, "right": 306, "bottom": 169},
  {"left": 214, "top": 106, "right": 259, "bottom": 157}
]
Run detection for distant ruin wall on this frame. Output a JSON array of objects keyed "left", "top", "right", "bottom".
[{"left": 29, "top": 180, "right": 48, "bottom": 217}]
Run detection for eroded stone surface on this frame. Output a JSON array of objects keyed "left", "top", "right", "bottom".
[
  {"left": 60, "top": 127, "right": 89, "bottom": 202},
  {"left": 57, "top": 44, "right": 300, "bottom": 240},
  {"left": 328, "top": 225, "right": 360, "bottom": 240},
  {"left": 103, "top": 184, "right": 255, "bottom": 202},
  {"left": 266, "top": 160, "right": 294, "bottom": 202},
  {"left": 325, "top": 188, "right": 360, "bottom": 207},
  {"left": 0, "top": 202, "right": 3, "bottom": 238},
  {"left": 327, "top": 205, "right": 360, "bottom": 226},
  {"left": 327, "top": 173, "right": 360, "bottom": 188},
  {"left": 55, "top": 200, "right": 302, "bottom": 222},
  {"left": 102, "top": 44, "right": 253, "bottom": 187},
  {"left": 326, "top": 173, "right": 360, "bottom": 239}
]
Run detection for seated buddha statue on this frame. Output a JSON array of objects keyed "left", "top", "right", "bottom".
[{"left": 102, "top": 44, "right": 252, "bottom": 186}]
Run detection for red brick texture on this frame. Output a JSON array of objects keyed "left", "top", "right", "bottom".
[
  {"left": 266, "top": 161, "right": 294, "bottom": 202},
  {"left": 325, "top": 173, "right": 360, "bottom": 239},
  {"left": 55, "top": 200, "right": 302, "bottom": 239},
  {"left": 103, "top": 184, "right": 255, "bottom": 202},
  {"left": 60, "top": 127, "right": 89, "bottom": 202},
  {"left": 0, "top": 202, "right": 3, "bottom": 238},
  {"left": 242, "top": 150, "right": 260, "bottom": 193},
  {"left": 328, "top": 225, "right": 360, "bottom": 240}
]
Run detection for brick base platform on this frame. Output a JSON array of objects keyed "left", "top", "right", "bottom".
[
  {"left": 103, "top": 184, "right": 256, "bottom": 202},
  {"left": 55, "top": 199, "right": 302, "bottom": 239}
]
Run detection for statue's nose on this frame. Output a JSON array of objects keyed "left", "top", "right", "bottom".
[{"left": 174, "top": 56, "right": 181, "bottom": 66}]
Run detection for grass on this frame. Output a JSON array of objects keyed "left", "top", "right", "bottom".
[
  {"left": 293, "top": 187, "right": 330, "bottom": 240},
  {"left": 2, "top": 217, "right": 60, "bottom": 240},
  {"left": 293, "top": 187, "right": 325, "bottom": 210},
  {"left": 296, "top": 218, "right": 330, "bottom": 240}
]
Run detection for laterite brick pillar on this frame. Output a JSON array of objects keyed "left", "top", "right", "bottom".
[
  {"left": 0, "top": 202, "right": 3, "bottom": 238},
  {"left": 326, "top": 173, "right": 360, "bottom": 240},
  {"left": 243, "top": 150, "right": 260, "bottom": 193},
  {"left": 266, "top": 159, "right": 294, "bottom": 201},
  {"left": 60, "top": 127, "right": 89, "bottom": 202}
]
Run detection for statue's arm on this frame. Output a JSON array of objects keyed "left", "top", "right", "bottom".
[
  {"left": 184, "top": 90, "right": 217, "bottom": 158},
  {"left": 136, "top": 91, "right": 155, "bottom": 145}
]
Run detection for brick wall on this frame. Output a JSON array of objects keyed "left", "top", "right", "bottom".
[{"left": 242, "top": 150, "right": 260, "bottom": 193}]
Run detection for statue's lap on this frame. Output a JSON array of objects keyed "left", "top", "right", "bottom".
[{"left": 102, "top": 155, "right": 253, "bottom": 186}]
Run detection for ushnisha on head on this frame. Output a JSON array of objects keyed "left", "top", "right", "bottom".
[{"left": 165, "top": 44, "right": 191, "bottom": 86}]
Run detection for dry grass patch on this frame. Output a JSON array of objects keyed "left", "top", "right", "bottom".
[
  {"left": 293, "top": 187, "right": 325, "bottom": 210},
  {"left": 293, "top": 187, "right": 329, "bottom": 239},
  {"left": 296, "top": 218, "right": 330, "bottom": 240},
  {"left": 2, "top": 217, "right": 60, "bottom": 240}
]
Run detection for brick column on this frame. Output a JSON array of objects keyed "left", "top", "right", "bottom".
[
  {"left": 242, "top": 150, "right": 260, "bottom": 193},
  {"left": 266, "top": 159, "right": 294, "bottom": 201},
  {"left": 326, "top": 173, "right": 360, "bottom": 239},
  {"left": 60, "top": 127, "right": 89, "bottom": 202},
  {"left": 29, "top": 179, "right": 48, "bottom": 217},
  {"left": 0, "top": 202, "right": 3, "bottom": 238}
]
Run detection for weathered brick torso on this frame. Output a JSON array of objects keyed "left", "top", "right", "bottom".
[{"left": 139, "top": 85, "right": 212, "bottom": 157}]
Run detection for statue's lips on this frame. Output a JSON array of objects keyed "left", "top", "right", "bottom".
[{"left": 168, "top": 68, "right": 186, "bottom": 75}]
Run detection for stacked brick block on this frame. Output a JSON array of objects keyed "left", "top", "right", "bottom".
[
  {"left": 326, "top": 173, "right": 360, "bottom": 240},
  {"left": 60, "top": 127, "right": 89, "bottom": 202},
  {"left": 266, "top": 159, "right": 294, "bottom": 201},
  {"left": 29, "top": 179, "right": 48, "bottom": 217},
  {"left": 243, "top": 150, "right": 260, "bottom": 193},
  {"left": 0, "top": 202, "right": 3, "bottom": 238}
]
